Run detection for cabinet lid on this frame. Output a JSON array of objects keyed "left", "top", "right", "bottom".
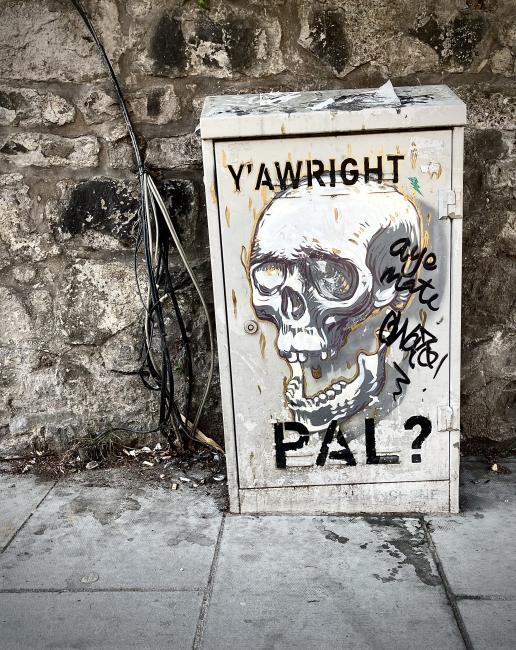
[{"left": 200, "top": 83, "right": 466, "bottom": 140}]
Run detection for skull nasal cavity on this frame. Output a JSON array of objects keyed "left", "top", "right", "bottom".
[{"left": 281, "top": 287, "right": 306, "bottom": 320}]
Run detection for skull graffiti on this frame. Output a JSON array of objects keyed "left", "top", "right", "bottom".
[{"left": 249, "top": 175, "right": 421, "bottom": 432}]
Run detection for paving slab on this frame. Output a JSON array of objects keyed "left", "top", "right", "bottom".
[
  {"left": 458, "top": 599, "right": 516, "bottom": 650},
  {"left": 201, "top": 515, "right": 463, "bottom": 650},
  {"left": 0, "top": 469, "right": 222, "bottom": 591},
  {"left": 0, "top": 472, "right": 54, "bottom": 550},
  {"left": 428, "top": 459, "right": 516, "bottom": 598},
  {"left": 0, "top": 590, "right": 202, "bottom": 650}
]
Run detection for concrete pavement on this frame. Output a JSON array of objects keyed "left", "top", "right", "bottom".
[{"left": 0, "top": 459, "right": 514, "bottom": 649}]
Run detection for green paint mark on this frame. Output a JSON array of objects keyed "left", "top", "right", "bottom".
[{"left": 409, "top": 177, "right": 423, "bottom": 196}]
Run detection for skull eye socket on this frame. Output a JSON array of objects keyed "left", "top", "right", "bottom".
[
  {"left": 309, "top": 259, "right": 356, "bottom": 301},
  {"left": 253, "top": 261, "right": 286, "bottom": 295}
]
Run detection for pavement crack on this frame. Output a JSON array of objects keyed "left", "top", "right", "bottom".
[
  {"left": 192, "top": 513, "right": 226, "bottom": 650},
  {"left": 421, "top": 517, "right": 474, "bottom": 650},
  {"left": 1, "top": 479, "right": 58, "bottom": 554}
]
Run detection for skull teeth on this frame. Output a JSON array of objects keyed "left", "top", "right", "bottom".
[
  {"left": 286, "top": 378, "right": 348, "bottom": 410},
  {"left": 284, "top": 350, "right": 331, "bottom": 362}
]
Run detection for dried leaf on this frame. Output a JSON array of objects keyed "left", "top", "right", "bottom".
[
  {"left": 180, "top": 414, "right": 225, "bottom": 454},
  {"left": 193, "top": 429, "right": 224, "bottom": 454}
]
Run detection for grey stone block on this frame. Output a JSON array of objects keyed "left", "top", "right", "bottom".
[
  {"left": 0, "top": 2, "right": 120, "bottom": 83},
  {"left": 146, "top": 134, "right": 202, "bottom": 170},
  {"left": 0, "top": 87, "right": 75, "bottom": 127},
  {"left": 0, "top": 133, "right": 99, "bottom": 169}
]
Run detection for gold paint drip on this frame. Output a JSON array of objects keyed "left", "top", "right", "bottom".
[
  {"left": 409, "top": 142, "right": 418, "bottom": 169},
  {"left": 240, "top": 245, "right": 250, "bottom": 272},
  {"left": 259, "top": 332, "right": 266, "bottom": 358},
  {"left": 209, "top": 183, "right": 217, "bottom": 204},
  {"left": 225, "top": 206, "right": 230, "bottom": 227},
  {"left": 419, "top": 308, "right": 427, "bottom": 327},
  {"left": 333, "top": 207, "right": 340, "bottom": 223},
  {"left": 231, "top": 289, "right": 238, "bottom": 319}
]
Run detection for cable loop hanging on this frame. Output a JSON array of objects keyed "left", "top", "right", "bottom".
[{"left": 70, "top": 0, "right": 217, "bottom": 451}]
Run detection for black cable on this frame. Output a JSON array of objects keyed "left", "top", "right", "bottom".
[
  {"left": 69, "top": 0, "right": 143, "bottom": 175},
  {"left": 70, "top": 0, "right": 207, "bottom": 448}
]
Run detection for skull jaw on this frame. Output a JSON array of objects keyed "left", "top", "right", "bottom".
[{"left": 285, "top": 346, "right": 387, "bottom": 433}]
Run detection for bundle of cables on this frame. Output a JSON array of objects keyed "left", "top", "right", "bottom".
[{"left": 70, "top": 0, "right": 218, "bottom": 451}]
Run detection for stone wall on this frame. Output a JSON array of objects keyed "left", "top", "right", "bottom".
[{"left": 0, "top": 0, "right": 514, "bottom": 455}]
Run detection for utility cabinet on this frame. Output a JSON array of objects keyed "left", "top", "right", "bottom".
[{"left": 200, "top": 84, "right": 466, "bottom": 514}]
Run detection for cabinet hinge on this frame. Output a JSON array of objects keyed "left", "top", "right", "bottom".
[
  {"left": 438, "top": 189, "right": 462, "bottom": 220},
  {"left": 437, "top": 405, "right": 454, "bottom": 431}
]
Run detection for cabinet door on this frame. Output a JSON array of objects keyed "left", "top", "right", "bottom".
[{"left": 214, "top": 130, "right": 453, "bottom": 489}]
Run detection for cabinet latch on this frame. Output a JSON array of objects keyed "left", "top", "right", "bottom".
[{"left": 438, "top": 189, "right": 462, "bottom": 220}]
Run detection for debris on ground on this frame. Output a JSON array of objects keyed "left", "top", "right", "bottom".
[
  {"left": 0, "top": 436, "right": 229, "bottom": 510},
  {"left": 490, "top": 462, "right": 512, "bottom": 475}
]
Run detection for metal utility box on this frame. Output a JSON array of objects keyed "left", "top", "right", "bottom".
[{"left": 200, "top": 84, "right": 466, "bottom": 514}]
